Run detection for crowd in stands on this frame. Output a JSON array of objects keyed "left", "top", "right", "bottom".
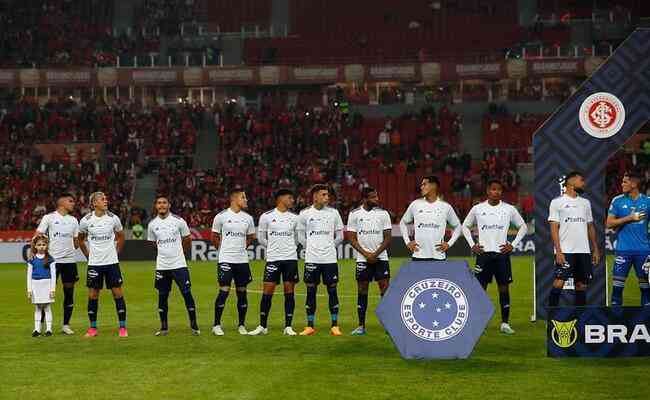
[{"left": 0, "top": 97, "right": 201, "bottom": 229}]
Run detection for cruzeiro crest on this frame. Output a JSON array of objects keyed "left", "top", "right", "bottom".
[
  {"left": 401, "top": 278, "right": 469, "bottom": 342},
  {"left": 551, "top": 319, "right": 578, "bottom": 348}
]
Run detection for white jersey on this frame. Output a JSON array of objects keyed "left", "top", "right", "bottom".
[
  {"left": 36, "top": 211, "right": 79, "bottom": 263},
  {"left": 548, "top": 194, "right": 593, "bottom": 254},
  {"left": 258, "top": 208, "right": 298, "bottom": 262},
  {"left": 211, "top": 208, "right": 255, "bottom": 263},
  {"left": 462, "top": 201, "right": 526, "bottom": 252},
  {"left": 400, "top": 198, "right": 461, "bottom": 260},
  {"left": 298, "top": 206, "right": 344, "bottom": 264},
  {"left": 147, "top": 214, "right": 191, "bottom": 270},
  {"left": 79, "top": 211, "right": 123, "bottom": 266},
  {"left": 347, "top": 206, "right": 392, "bottom": 262}
]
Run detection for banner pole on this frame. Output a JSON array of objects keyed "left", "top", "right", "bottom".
[
  {"left": 531, "top": 259, "right": 537, "bottom": 322},
  {"left": 605, "top": 256, "right": 609, "bottom": 307}
]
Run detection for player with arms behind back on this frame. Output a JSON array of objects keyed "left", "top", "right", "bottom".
[
  {"left": 211, "top": 189, "right": 256, "bottom": 336},
  {"left": 607, "top": 172, "right": 650, "bottom": 306},
  {"left": 78, "top": 192, "right": 128, "bottom": 337},
  {"left": 148, "top": 195, "right": 200, "bottom": 336},
  {"left": 297, "top": 184, "right": 345, "bottom": 336},
  {"left": 249, "top": 189, "right": 300, "bottom": 336},
  {"left": 548, "top": 172, "right": 601, "bottom": 307},
  {"left": 399, "top": 176, "right": 462, "bottom": 261},
  {"left": 346, "top": 187, "right": 392, "bottom": 336},
  {"left": 462, "top": 179, "right": 527, "bottom": 335}
]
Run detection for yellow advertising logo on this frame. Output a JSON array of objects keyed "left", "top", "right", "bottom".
[{"left": 551, "top": 320, "right": 578, "bottom": 348}]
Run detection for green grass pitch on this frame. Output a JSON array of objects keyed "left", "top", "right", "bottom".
[{"left": 0, "top": 256, "right": 645, "bottom": 399}]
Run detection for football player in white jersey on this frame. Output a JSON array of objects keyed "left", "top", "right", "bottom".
[
  {"left": 211, "top": 189, "right": 256, "bottom": 336},
  {"left": 347, "top": 187, "right": 392, "bottom": 336},
  {"left": 399, "top": 176, "right": 462, "bottom": 261},
  {"left": 462, "top": 179, "right": 527, "bottom": 335},
  {"left": 548, "top": 171, "right": 600, "bottom": 307},
  {"left": 297, "top": 184, "right": 345, "bottom": 336},
  {"left": 249, "top": 189, "right": 300, "bottom": 336},
  {"left": 148, "top": 195, "right": 199, "bottom": 336},
  {"left": 35, "top": 192, "right": 79, "bottom": 335},
  {"left": 78, "top": 192, "right": 127, "bottom": 337}
]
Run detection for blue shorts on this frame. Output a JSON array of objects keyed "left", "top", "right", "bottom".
[
  {"left": 86, "top": 264, "right": 123, "bottom": 289},
  {"left": 263, "top": 260, "right": 299, "bottom": 284},
  {"left": 304, "top": 263, "right": 339, "bottom": 286},
  {"left": 475, "top": 252, "right": 512, "bottom": 286},
  {"left": 155, "top": 267, "right": 192, "bottom": 293},
  {"left": 612, "top": 253, "right": 650, "bottom": 280}
]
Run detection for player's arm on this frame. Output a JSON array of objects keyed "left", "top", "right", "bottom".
[
  {"left": 114, "top": 216, "right": 125, "bottom": 254},
  {"left": 606, "top": 201, "right": 642, "bottom": 229},
  {"left": 399, "top": 203, "right": 418, "bottom": 253},
  {"left": 296, "top": 213, "right": 307, "bottom": 248},
  {"left": 438, "top": 206, "right": 461, "bottom": 252},
  {"left": 257, "top": 215, "right": 268, "bottom": 247},
  {"left": 180, "top": 219, "right": 192, "bottom": 253},
  {"left": 346, "top": 212, "right": 372, "bottom": 259},
  {"left": 548, "top": 200, "right": 565, "bottom": 265},
  {"left": 586, "top": 201, "right": 600, "bottom": 265},
  {"left": 182, "top": 235, "right": 192, "bottom": 253},
  {"left": 49, "top": 262, "right": 57, "bottom": 297},
  {"left": 502, "top": 208, "right": 527, "bottom": 254},
  {"left": 370, "top": 211, "right": 393, "bottom": 262},
  {"left": 73, "top": 221, "right": 80, "bottom": 249},
  {"left": 333, "top": 211, "right": 344, "bottom": 247},
  {"left": 77, "top": 233, "right": 90, "bottom": 258},
  {"left": 211, "top": 214, "right": 222, "bottom": 249},
  {"left": 461, "top": 206, "right": 482, "bottom": 254},
  {"left": 245, "top": 216, "right": 256, "bottom": 247}
]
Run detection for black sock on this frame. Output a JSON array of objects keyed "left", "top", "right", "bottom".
[
  {"left": 158, "top": 291, "right": 169, "bottom": 330},
  {"left": 114, "top": 297, "right": 127, "bottom": 327},
  {"left": 575, "top": 290, "right": 586, "bottom": 306},
  {"left": 327, "top": 286, "right": 339, "bottom": 327},
  {"left": 284, "top": 293, "right": 295, "bottom": 327},
  {"left": 357, "top": 293, "right": 368, "bottom": 327},
  {"left": 181, "top": 290, "right": 198, "bottom": 330},
  {"left": 306, "top": 286, "right": 316, "bottom": 327},
  {"left": 498, "top": 290, "right": 510, "bottom": 323},
  {"left": 236, "top": 290, "right": 248, "bottom": 327},
  {"left": 260, "top": 294, "right": 272, "bottom": 328},
  {"left": 88, "top": 298, "right": 98, "bottom": 326},
  {"left": 63, "top": 287, "right": 74, "bottom": 325},
  {"left": 549, "top": 287, "right": 562, "bottom": 307},
  {"left": 213, "top": 290, "right": 229, "bottom": 326}
]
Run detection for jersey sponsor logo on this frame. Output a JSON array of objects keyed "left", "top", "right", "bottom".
[
  {"left": 480, "top": 224, "right": 505, "bottom": 231},
  {"left": 309, "top": 230, "right": 330, "bottom": 236},
  {"left": 564, "top": 216, "right": 587, "bottom": 223},
  {"left": 579, "top": 92, "right": 626, "bottom": 139},
  {"left": 89, "top": 234, "right": 112, "bottom": 241},
  {"left": 52, "top": 231, "right": 73, "bottom": 238},
  {"left": 157, "top": 237, "right": 178, "bottom": 245},
  {"left": 358, "top": 229, "right": 382, "bottom": 235},
  {"left": 417, "top": 222, "right": 442, "bottom": 229},
  {"left": 269, "top": 231, "right": 293, "bottom": 237},
  {"left": 224, "top": 231, "right": 246, "bottom": 237},
  {"left": 551, "top": 319, "right": 578, "bottom": 348},
  {"left": 401, "top": 278, "right": 469, "bottom": 342}
]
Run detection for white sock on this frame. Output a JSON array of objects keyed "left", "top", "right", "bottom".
[
  {"left": 34, "top": 306, "right": 42, "bottom": 332},
  {"left": 44, "top": 304, "right": 53, "bottom": 331}
]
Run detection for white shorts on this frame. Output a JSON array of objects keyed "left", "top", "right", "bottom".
[{"left": 31, "top": 279, "right": 54, "bottom": 304}]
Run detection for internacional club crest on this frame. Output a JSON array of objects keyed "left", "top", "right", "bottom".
[
  {"left": 401, "top": 278, "right": 468, "bottom": 342},
  {"left": 578, "top": 92, "right": 625, "bottom": 139},
  {"left": 376, "top": 260, "right": 494, "bottom": 359}
]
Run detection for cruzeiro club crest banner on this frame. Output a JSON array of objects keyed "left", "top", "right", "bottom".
[
  {"left": 548, "top": 307, "right": 650, "bottom": 357},
  {"left": 376, "top": 260, "right": 494, "bottom": 359},
  {"left": 533, "top": 29, "right": 650, "bottom": 319}
]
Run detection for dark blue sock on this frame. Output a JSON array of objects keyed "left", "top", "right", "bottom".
[
  {"left": 260, "top": 294, "right": 272, "bottom": 328},
  {"left": 327, "top": 286, "right": 339, "bottom": 327},
  {"left": 357, "top": 293, "right": 368, "bottom": 327},
  {"left": 236, "top": 290, "right": 248, "bottom": 327},
  {"left": 611, "top": 285, "right": 624, "bottom": 306},
  {"left": 114, "top": 297, "right": 127, "bottom": 327},
  {"left": 284, "top": 293, "right": 295, "bottom": 327},
  {"left": 63, "top": 287, "right": 74, "bottom": 325},
  {"left": 88, "top": 298, "right": 98, "bottom": 327},
  {"left": 181, "top": 290, "right": 198, "bottom": 330},
  {"left": 306, "top": 286, "right": 316, "bottom": 327},
  {"left": 158, "top": 291, "right": 169, "bottom": 330},
  {"left": 214, "top": 290, "right": 229, "bottom": 326}
]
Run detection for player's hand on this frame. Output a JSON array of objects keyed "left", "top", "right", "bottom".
[
  {"left": 27, "top": 249, "right": 34, "bottom": 261},
  {"left": 499, "top": 243, "right": 514, "bottom": 254},
  {"left": 366, "top": 253, "right": 378, "bottom": 264},
  {"left": 27, "top": 291, "right": 32, "bottom": 299},
  {"left": 592, "top": 250, "right": 601, "bottom": 266},
  {"left": 49, "top": 290, "right": 55, "bottom": 299},
  {"left": 630, "top": 212, "right": 647, "bottom": 222},
  {"left": 555, "top": 252, "right": 566, "bottom": 266},
  {"left": 406, "top": 241, "right": 419, "bottom": 253},
  {"left": 471, "top": 244, "right": 484, "bottom": 255},
  {"left": 436, "top": 242, "right": 450, "bottom": 252}
]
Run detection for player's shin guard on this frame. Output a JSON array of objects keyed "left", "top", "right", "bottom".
[
  {"left": 575, "top": 290, "right": 586, "bottom": 306},
  {"left": 181, "top": 290, "right": 198, "bottom": 329},
  {"left": 498, "top": 290, "right": 510, "bottom": 323},
  {"left": 549, "top": 287, "right": 562, "bottom": 307},
  {"left": 213, "top": 290, "right": 229, "bottom": 326},
  {"left": 158, "top": 291, "right": 169, "bottom": 330},
  {"left": 114, "top": 297, "right": 127, "bottom": 328},
  {"left": 327, "top": 286, "right": 340, "bottom": 327},
  {"left": 259, "top": 294, "right": 272, "bottom": 328},
  {"left": 236, "top": 290, "right": 248, "bottom": 327},
  {"left": 611, "top": 277, "right": 625, "bottom": 306},
  {"left": 63, "top": 286, "right": 74, "bottom": 325},
  {"left": 306, "top": 286, "right": 317, "bottom": 327},
  {"left": 357, "top": 293, "right": 368, "bottom": 327},
  {"left": 284, "top": 293, "right": 295, "bottom": 327},
  {"left": 88, "top": 298, "right": 98, "bottom": 328}
]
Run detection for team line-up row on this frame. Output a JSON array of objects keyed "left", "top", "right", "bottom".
[{"left": 30, "top": 172, "right": 644, "bottom": 338}]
